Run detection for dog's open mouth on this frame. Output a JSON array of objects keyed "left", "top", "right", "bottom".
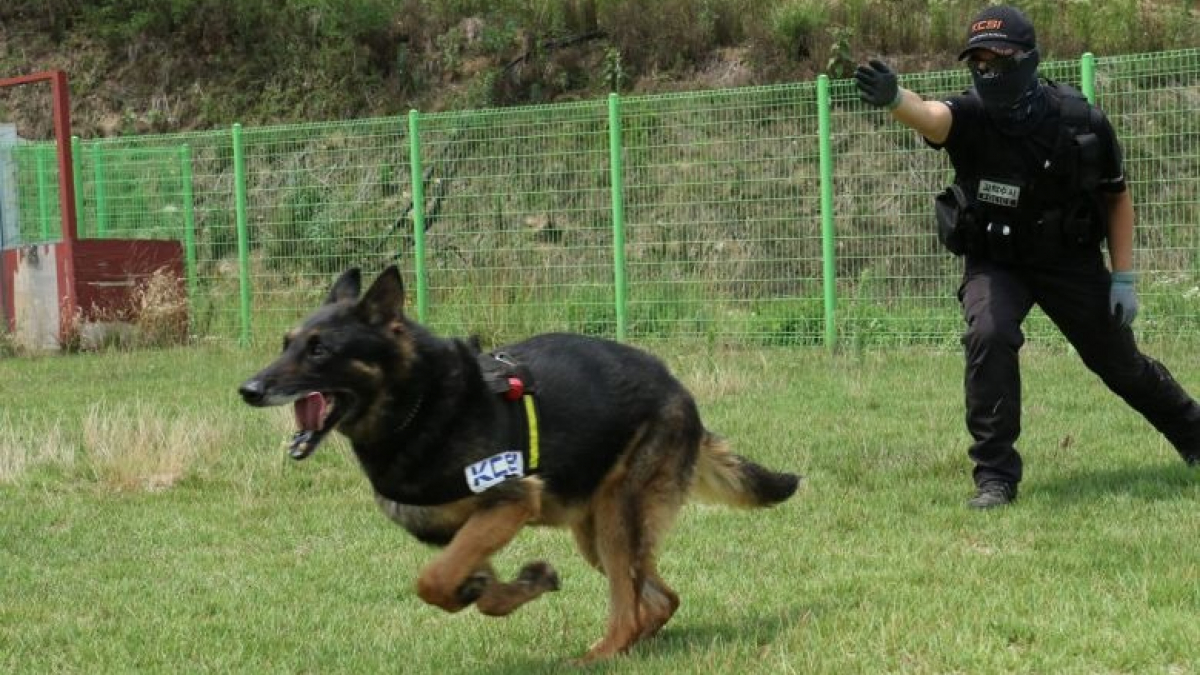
[{"left": 289, "top": 392, "right": 344, "bottom": 460}]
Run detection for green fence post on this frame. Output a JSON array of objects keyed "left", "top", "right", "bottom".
[
  {"left": 407, "top": 109, "right": 429, "bottom": 323},
  {"left": 1080, "top": 52, "right": 1096, "bottom": 104},
  {"left": 817, "top": 75, "right": 837, "bottom": 351},
  {"left": 179, "top": 144, "right": 198, "bottom": 321},
  {"left": 35, "top": 146, "right": 51, "bottom": 241},
  {"left": 607, "top": 93, "right": 629, "bottom": 342},
  {"left": 92, "top": 144, "right": 109, "bottom": 237},
  {"left": 233, "top": 123, "right": 252, "bottom": 346},
  {"left": 71, "top": 135, "right": 84, "bottom": 238}
]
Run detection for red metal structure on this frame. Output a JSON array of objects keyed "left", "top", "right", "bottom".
[
  {"left": 0, "top": 70, "right": 184, "bottom": 349},
  {"left": 0, "top": 71, "right": 78, "bottom": 342}
]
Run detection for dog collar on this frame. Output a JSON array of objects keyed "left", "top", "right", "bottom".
[{"left": 394, "top": 392, "right": 424, "bottom": 432}]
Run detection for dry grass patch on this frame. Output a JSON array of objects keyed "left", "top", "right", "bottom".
[
  {"left": 0, "top": 416, "right": 75, "bottom": 484},
  {"left": 132, "top": 266, "right": 190, "bottom": 347},
  {"left": 82, "top": 404, "right": 228, "bottom": 492},
  {"left": 675, "top": 348, "right": 776, "bottom": 401}
]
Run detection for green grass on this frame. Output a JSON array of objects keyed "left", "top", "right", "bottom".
[{"left": 2, "top": 341, "right": 1198, "bottom": 673}]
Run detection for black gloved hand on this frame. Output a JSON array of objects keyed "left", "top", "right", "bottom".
[{"left": 854, "top": 59, "right": 901, "bottom": 109}]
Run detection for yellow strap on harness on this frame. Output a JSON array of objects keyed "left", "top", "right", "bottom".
[{"left": 522, "top": 394, "right": 539, "bottom": 470}]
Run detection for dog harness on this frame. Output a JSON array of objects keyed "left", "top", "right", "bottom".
[{"left": 463, "top": 352, "right": 541, "bottom": 494}]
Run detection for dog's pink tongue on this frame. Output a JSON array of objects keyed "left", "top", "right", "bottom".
[{"left": 294, "top": 393, "right": 327, "bottom": 431}]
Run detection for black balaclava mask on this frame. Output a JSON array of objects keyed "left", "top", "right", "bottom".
[{"left": 971, "top": 48, "right": 1046, "bottom": 134}]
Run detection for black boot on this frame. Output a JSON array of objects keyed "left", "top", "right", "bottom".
[{"left": 968, "top": 481, "right": 1017, "bottom": 509}]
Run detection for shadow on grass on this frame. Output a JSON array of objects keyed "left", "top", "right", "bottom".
[
  {"left": 1032, "top": 461, "right": 1197, "bottom": 504},
  {"left": 475, "top": 603, "right": 815, "bottom": 674}
]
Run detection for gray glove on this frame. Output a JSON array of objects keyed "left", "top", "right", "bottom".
[
  {"left": 1110, "top": 271, "right": 1138, "bottom": 327},
  {"left": 854, "top": 59, "right": 902, "bottom": 109}
]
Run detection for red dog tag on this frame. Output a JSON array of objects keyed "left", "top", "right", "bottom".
[{"left": 505, "top": 377, "right": 524, "bottom": 401}]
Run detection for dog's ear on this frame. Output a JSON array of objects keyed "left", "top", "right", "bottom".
[
  {"left": 357, "top": 266, "right": 406, "bottom": 326},
  {"left": 327, "top": 268, "right": 362, "bottom": 304}
]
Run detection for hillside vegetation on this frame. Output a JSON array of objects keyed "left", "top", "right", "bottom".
[{"left": 1, "top": 0, "right": 1197, "bottom": 138}]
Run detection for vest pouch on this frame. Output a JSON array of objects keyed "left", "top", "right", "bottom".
[
  {"left": 1034, "top": 198, "right": 1105, "bottom": 252},
  {"left": 1073, "top": 131, "right": 1101, "bottom": 192},
  {"left": 1065, "top": 196, "right": 1107, "bottom": 245},
  {"left": 934, "top": 184, "right": 975, "bottom": 256}
]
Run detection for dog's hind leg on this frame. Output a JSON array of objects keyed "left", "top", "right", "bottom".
[
  {"left": 580, "top": 466, "right": 642, "bottom": 662},
  {"left": 581, "top": 491, "right": 681, "bottom": 662},
  {"left": 570, "top": 512, "right": 601, "bottom": 570},
  {"left": 416, "top": 478, "right": 549, "bottom": 613},
  {"left": 572, "top": 508, "right": 677, "bottom": 637},
  {"left": 581, "top": 406, "right": 697, "bottom": 661},
  {"left": 631, "top": 399, "right": 699, "bottom": 644},
  {"left": 630, "top": 457, "right": 686, "bottom": 643},
  {"left": 572, "top": 501, "right": 678, "bottom": 648},
  {"left": 636, "top": 569, "right": 680, "bottom": 642}
]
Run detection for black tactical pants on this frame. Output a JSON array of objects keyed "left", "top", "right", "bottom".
[{"left": 958, "top": 250, "right": 1200, "bottom": 487}]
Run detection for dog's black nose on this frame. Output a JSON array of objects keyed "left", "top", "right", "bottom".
[{"left": 238, "top": 379, "right": 265, "bottom": 404}]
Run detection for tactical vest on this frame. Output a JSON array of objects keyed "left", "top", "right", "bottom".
[{"left": 936, "top": 81, "right": 1107, "bottom": 262}]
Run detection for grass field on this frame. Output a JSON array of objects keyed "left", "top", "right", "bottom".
[{"left": 2, "top": 339, "right": 1198, "bottom": 674}]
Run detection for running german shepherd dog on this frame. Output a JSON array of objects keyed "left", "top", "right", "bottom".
[{"left": 238, "top": 266, "right": 800, "bottom": 661}]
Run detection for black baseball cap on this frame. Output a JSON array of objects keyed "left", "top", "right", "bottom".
[{"left": 957, "top": 5, "right": 1037, "bottom": 60}]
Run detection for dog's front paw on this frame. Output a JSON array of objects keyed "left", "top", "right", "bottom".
[
  {"left": 516, "top": 560, "right": 561, "bottom": 593},
  {"left": 455, "top": 570, "right": 494, "bottom": 605},
  {"left": 472, "top": 561, "right": 561, "bottom": 617}
]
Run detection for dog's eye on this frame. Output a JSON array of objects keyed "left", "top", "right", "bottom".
[{"left": 307, "top": 340, "right": 329, "bottom": 360}]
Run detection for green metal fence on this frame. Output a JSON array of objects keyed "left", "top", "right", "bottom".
[{"left": 2, "top": 48, "right": 1198, "bottom": 347}]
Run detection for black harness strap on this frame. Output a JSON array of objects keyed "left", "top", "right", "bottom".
[{"left": 475, "top": 351, "right": 541, "bottom": 473}]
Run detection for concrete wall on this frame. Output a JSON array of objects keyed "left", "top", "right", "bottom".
[{"left": 9, "top": 244, "right": 61, "bottom": 350}]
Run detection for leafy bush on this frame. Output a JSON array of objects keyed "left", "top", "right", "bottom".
[
  {"left": 597, "top": 0, "right": 726, "bottom": 72},
  {"left": 770, "top": 0, "right": 830, "bottom": 59}
]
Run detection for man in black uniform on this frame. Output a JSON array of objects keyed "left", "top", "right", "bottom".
[{"left": 853, "top": 4, "right": 1200, "bottom": 508}]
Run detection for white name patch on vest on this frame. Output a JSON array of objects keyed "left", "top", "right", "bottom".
[
  {"left": 465, "top": 451, "right": 525, "bottom": 493},
  {"left": 977, "top": 180, "right": 1020, "bottom": 208}
]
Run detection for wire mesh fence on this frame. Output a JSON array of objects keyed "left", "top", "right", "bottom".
[
  {"left": 2, "top": 48, "right": 1198, "bottom": 348},
  {"left": 620, "top": 84, "right": 824, "bottom": 345},
  {"left": 417, "top": 101, "right": 616, "bottom": 343}
]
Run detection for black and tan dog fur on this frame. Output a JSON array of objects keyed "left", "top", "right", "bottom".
[{"left": 238, "top": 266, "right": 800, "bottom": 661}]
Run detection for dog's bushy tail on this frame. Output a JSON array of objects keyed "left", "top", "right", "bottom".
[{"left": 689, "top": 433, "right": 800, "bottom": 508}]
